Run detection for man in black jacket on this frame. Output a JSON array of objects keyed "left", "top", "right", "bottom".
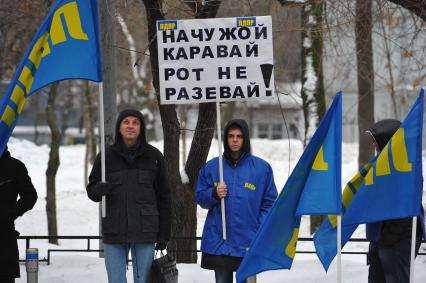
[
  {"left": 0, "top": 146, "right": 37, "bottom": 283},
  {"left": 366, "top": 119, "right": 426, "bottom": 283},
  {"left": 87, "top": 109, "right": 171, "bottom": 283}
]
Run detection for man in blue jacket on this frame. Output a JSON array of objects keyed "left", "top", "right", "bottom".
[
  {"left": 195, "top": 119, "right": 278, "bottom": 283},
  {"left": 366, "top": 119, "right": 426, "bottom": 283}
]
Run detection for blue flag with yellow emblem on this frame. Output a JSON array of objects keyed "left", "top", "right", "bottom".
[
  {"left": 314, "top": 89, "right": 424, "bottom": 271},
  {"left": 0, "top": 0, "right": 102, "bottom": 154},
  {"left": 236, "top": 92, "right": 342, "bottom": 283}
]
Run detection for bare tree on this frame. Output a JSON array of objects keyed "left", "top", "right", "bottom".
[
  {"left": 45, "top": 82, "right": 60, "bottom": 245},
  {"left": 99, "top": 0, "right": 118, "bottom": 146},
  {"left": 141, "top": 0, "right": 221, "bottom": 263},
  {"left": 378, "top": 8, "right": 398, "bottom": 119},
  {"left": 277, "top": 0, "right": 326, "bottom": 145},
  {"left": 300, "top": 1, "right": 326, "bottom": 145},
  {"left": 278, "top": 0, "right": 327, "bottom": 233},
  {"left": 303, "top": 0, "right": 327, "bottom": 234},
  {"left": 356, "top": 0, "right": 375, "bottom": 167},
  {"left": 83, "top": 81, "right": 97, "bottom": 185},
  {"left": 0, "top": 1, "right": 49, "bottom": 79}
]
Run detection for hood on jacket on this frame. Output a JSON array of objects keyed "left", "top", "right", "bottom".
[
  {"left": 115, "top": 109, "right": 146, "bottom": 144},
  {"left": 366, "top": 119, "right": 401, "bottom": 151},
  {"left": 223, "top": 119, "right": 251, "bottom": 156}
]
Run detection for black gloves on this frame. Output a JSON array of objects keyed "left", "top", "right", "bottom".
[
  {"left": 155, "top": 240, "right": 168, "bottom": 251},
  {"left": 94, "top": 182, "right": 114, "bottom": 196}
]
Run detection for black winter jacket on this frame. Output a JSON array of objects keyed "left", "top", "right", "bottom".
[
  {"left": 0, "top": 148, "right": 37, "bottom": 278},
  {"left": 87, "top": 141, "right": 171, "bottom": 244},
  {"left": 366, "top": 119, "right": 425, "bottom": 246}
]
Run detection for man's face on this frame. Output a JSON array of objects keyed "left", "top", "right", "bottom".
[
  {"left": 227, "top": 127, "right": 244, "bottom": 152},
  {"left": 119, "top": 116, "right": 141, "bottom": 145}
]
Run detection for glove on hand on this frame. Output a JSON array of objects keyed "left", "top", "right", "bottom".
[
  {"left": 95, "top": 182, "right": 114, "bottom": 196},
  {"left": 155, "top": 240, "right": 168, "bottom": 251}
]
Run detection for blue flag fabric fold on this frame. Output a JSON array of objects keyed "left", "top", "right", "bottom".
[
  {"left": 236, "top": 92, "right": 342, "bottom": 283},
  {"left": 314, "top": 89, "right": 424, "bottom": 271},
  {"left": 0, "top": 0, "right": 102, "bottom": 154},
  {"left": 296, "top": 97, "right": 342, "bottom": 215},
  {"left": 313, "top": 161, "right": 374, "bottom": 271}
]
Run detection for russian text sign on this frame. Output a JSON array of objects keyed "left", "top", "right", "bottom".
[{"left": 157, "top": 16, "right": 274, "bottom": 105}]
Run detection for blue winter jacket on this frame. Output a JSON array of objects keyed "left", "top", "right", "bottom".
[{"left": 195, "top": 153, "right": 277, "bottom": 258}]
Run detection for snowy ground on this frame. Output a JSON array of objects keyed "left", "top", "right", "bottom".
[{"left": 7, "top": 137, "right": 426, "bottom": 282}]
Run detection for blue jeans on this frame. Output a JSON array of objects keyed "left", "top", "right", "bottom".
[
  {"left": 104, "top": 243, "right": 155, "bottom": 283},
  {"left": 214, "top": 269, "right": 247, "bottom": 283}
]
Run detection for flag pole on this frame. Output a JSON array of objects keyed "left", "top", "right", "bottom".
[
  {"left": 98, "top": 82, "right": 106, "bottom": 218},
  {"left": 337, "top": 215, "right": 342, "bottom": 283},
  {"left": 216, "top": 100, "right": 226, "bottom": 240},
  {"left": 409, "top": 216, "right": 417, "bottom": 283}
]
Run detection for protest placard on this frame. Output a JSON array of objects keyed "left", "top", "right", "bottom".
[{"left": 157, "top": 16, "right": 274, "bottom": 105}]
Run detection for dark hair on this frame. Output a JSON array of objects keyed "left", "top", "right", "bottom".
[{"left": 227, "top": 124, "right": 242, "bottom": 132}]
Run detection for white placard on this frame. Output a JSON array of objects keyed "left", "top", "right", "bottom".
[{"left": 157, "top": 16, "right": 275, "bottom": 105}]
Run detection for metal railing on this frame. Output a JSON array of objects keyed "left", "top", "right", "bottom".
[{"left": 18, "top": 236, "right": 426, "bottom": 265}]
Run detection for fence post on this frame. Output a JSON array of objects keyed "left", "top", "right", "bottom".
[{"left": 26, "top": 248, "right": 38, "bottom": 283}]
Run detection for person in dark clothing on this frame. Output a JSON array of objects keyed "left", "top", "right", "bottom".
[
  {"left": 195, "top": 119, "right": 278, "bottom": 283},
  {"left": 0, "top": 146, "right": 37, "bottom": 283},
  {"left": 365, "top": 119, "right": 426, "bottom": 283},
  {"left": 87, "top": 109, "right": 171, "bottom": 283}
]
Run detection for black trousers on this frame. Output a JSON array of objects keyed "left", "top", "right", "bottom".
[
  {"left": 368, "top": 237, "right": 421, "bottom": 283},
  {"left": 0, "top": 278, "right": 15, "bottom": 283},
  {"left": 0, "top": 232, "right": 20, "bottom": 279}
]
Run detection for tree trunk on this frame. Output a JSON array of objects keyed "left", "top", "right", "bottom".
[
  {"left": 99, "top": 0, "right": 117, "bottom": 256},
  {"left": 46, "top": 82, "right": 60, "bottom": 245},
  {"left": 180, "top": 102, "right": 217, "bottom": 262},
  {"left": 99, "top": 0, "right": 117, "bottom": 145},
  {"left": 142, "top": 0, "right": 221, "bottom": 263},
  {"left": 299, "top": 1, "right": 327, "bottom": 234},
  {"left": 59, "top": 81, "right": 73, "bottom": 144},
  {"left": 83, "top": 81, "right": 97, "bottom": 185},
  {"left": 301, "top": 0, "right": 326, "bottom": 146},
  {"left": 379, "top": 13, "right": 398, "bottom": 119},
  {"left": 355, "top": 0, "right": 375, "bottom": 168},
  {"left": 31, "top": 95, "right": 41, "bottom": 145},
  {"left": 0, "top": 29, "right": 4, "bottom": 79}
]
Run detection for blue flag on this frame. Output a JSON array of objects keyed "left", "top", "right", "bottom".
[
  {"left": 314, "top": 89, "right": 424, "bottom": 271},
  {"left": 313, "top": 161, "right": 375, "bottom": 271},
  {"left": 0, "top": 0, "right": 102, "bottom": 154},
  {"left": 236, "top": 92, "right": 342, "bottom": 283}
]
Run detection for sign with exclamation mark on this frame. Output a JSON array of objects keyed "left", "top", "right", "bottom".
[
  {"left": 157, "top": 16, "right": 274, "bottom": 104},
  {"left": 260, "top": 64, "right": 274, "bottom": 96}
]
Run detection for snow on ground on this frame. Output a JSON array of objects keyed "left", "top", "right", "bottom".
[{"left": 7, "top": 137, "right": 426, "bottom": 282}]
